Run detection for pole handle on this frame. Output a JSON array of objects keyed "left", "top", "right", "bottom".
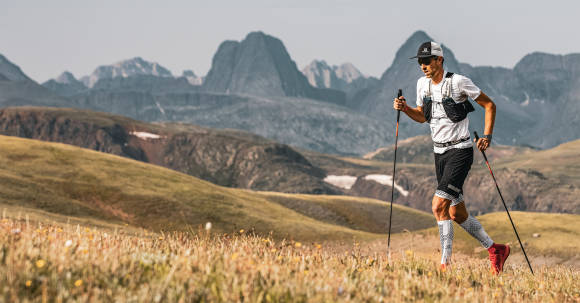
[
  {"left": 473, "top": 131, "right": 489, "bottom": 162},
  {"left": 396, "top": 89, "right": 402, "bottom": 121}
]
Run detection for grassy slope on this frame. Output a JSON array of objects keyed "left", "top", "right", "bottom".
[
  {"left": 0, "top": 135, "right": 433, "bottom": 242},
  {"left": 493, "top": 139, "right": 580, "bottom": 185},
  {"left": 412, "top": 212, "right": 580, "bottom": 263},
  {"left": 459, "top": 212, "right": 580, "bottom": 258},
  {"left": 2, "top": 218, "right": 578, "bottom": 302}
]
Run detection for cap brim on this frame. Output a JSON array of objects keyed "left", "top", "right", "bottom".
[{"left": 409, "top": 54, "right": 434, "bottom": 59}]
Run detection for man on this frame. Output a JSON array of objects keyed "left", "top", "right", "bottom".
[{"left": 393, "top": 41, "right": 510, "bottom": 274}]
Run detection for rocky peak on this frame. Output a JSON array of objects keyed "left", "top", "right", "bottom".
[
  {"left": 204, "top": 31, "right": 308, "bottom": 97},
  {"left": 81, "top": 57, "right": 173, "bottom": 88},
  {"left": 302, "top": 60, "right": 333, "bottom": 88},
  {"left": 202, "top": 31, "right": 344, "bottom": 104},
  {"left": 182, "top": 70, "right": 203, "bottom": 85},
  {"left": 42, "top": 71, "right": 87, "bottom": 97},
  {"left": 513, "top": 52, "right": 580, "bottom": 101},
  {"left": 335, "top": 63, "right": 363, "bottom": 83},
  {"left": 353, "top": 30, "right": 463, "bottom": 119},
  {"left": 182, "top": 70, "right": 197, "bottom": 77},
  {"left": 302, "top": 60, "right": 366, "bottom": 88},
  {"left": 0, "top": 54, "right": 32, "bottom": 82},
  {"left": 55, "top": 71, "right": 85, "bottom": 86}
]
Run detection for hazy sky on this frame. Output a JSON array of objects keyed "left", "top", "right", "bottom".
[{"left": 1, "top": 0, "right": 578, "bottom": 83}]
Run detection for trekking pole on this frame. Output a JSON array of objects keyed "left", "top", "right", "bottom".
[
  {"left": 387, "top": 89, "right": 402, "bottom": 255},
  {"left": 474, "top": 131, "right": 534, "bottom": 274}
]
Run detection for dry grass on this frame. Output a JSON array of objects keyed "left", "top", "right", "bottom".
[
  {"left": 1, "top": 218, "right": 578, "bottom": 302},
  {"left": 1, "top": 135, "right": 434, "bottom": 242}
]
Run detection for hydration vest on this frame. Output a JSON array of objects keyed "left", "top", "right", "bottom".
[{"left": 423, "top": 72, "right": 475, "bottom": 123}]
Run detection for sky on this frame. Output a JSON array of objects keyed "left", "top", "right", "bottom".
[{"left": 1, "top": 0, "right": 578, "bottom": 83}]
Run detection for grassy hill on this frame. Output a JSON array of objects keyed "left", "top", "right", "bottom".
[
  {"left": 492, "top": 139, "right": 580, "bottom": 185},
  {"left": 0, "top": 135, "right": 434, "bottom": 242},
  {"left": 1, "top": 217, "right": 577, "bottom": 302},
  {"left": 404, "top": 212, "right": 580, "bottom": 266},
  {"left": 456, "top": 212, "right": 580, "bottom": 260}
]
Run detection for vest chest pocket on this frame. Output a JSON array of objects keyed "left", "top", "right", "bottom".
[{"left": 441, "top": 97, "right": 475, "bottom": 123}]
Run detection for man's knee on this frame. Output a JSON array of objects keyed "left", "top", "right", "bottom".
[
  {"left": 450, "top": 202, "right": 468, "bottom": 223},
  {"left": 432, "top": 196, "right": 451, "bottom": 217}
]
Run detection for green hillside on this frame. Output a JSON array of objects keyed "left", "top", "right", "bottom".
[
  {"left": 457, "top": 212, "right": 580, "bottom": 259},
  {"left": 411, "top": 212, "right": 580, "bottom": 264},
  {"left": 493, "top": 139, "right": 580, "bottom": 184},
  {"left": 0, "top": 135, "right": 433, "bottom": 241}
]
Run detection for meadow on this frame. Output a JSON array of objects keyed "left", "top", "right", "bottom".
[{"left": 1, "top": 217, "right": 578, "bottom": 302}]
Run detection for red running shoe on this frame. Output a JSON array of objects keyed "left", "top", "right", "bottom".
[{"left": 488, "top": 243, "right": 510, "bottom": 274}]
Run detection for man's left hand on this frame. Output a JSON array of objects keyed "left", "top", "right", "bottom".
[{"left": 475, "top": 138, "right": 490, "bottom": 151}]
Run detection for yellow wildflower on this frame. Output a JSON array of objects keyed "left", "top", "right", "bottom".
[
  {"left": 25, "top": 280, "right": 32, "bottom": 287},
  {"left": 294, "top": 242, "right": 302, "bottom": 248},
  {"left": 35, "top": 259, "right": 46, "bottom": 268},
  {"left": 74, "top": 279, "right": 83, "bottom": 287}
]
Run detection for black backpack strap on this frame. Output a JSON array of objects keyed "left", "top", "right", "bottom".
[{"left": 445, "top": 72, "right": 454, "bottom": 78}]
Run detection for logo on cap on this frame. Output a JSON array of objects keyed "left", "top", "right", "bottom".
[{"left": 423, "top": 48, "right": 429, "bottom": 53}]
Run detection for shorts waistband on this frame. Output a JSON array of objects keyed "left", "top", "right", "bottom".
[{"left": 433, "top": 137, "right": 470, "bottom": 148}]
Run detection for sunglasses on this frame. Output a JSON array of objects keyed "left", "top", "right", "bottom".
[{"left": 418, "top": 56, "right": 436, "bottom": 65}]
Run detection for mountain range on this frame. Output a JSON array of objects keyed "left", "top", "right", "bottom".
[
  {"left": 301, "top": 60, "right": 379, "bottom": 100},
  {"left": 2, "top": 30, "right": 580, "bottom": 155}
]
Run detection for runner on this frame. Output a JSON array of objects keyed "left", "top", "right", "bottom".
[{"left": 393, "top": 41, "right": 510, "bottom": 274}]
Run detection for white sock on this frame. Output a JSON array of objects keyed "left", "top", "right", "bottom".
[
  {"left": 459, "top": 215, "right": 494, "bottom": 249},
  {"left": 438, "top": 220, "right": 453, "bottom": 265}
]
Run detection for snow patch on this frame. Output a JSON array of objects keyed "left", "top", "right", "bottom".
[
  {"left": 130, "top": 131, "right": 164, "bottom": 140},
  {"left": 155, "top": 101, "right": 166, "bottom": 115},
  {"left": 364, "top": 174, "right": 409, "bottom": 197},
  {"left": 521, "top": 92, "right": 530, "bottom": 107},
  {"left": 323, "top": 175, "right": 357, "bottom": 190}
]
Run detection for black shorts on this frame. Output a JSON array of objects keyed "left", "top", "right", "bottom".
[{"left": 434, "top": 147, "right": 473, "bottom": 204}]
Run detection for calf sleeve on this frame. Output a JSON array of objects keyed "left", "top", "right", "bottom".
[
  {"left": 459, "top": 215, "right": 494, "bottom": 249},
  {"left": 438, "top": 220, "right": 454, "bottom": 265}
]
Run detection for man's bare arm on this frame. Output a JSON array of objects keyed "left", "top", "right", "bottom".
[
  {"left": 393, "top": 97, "right": 427, "bottom": 123},
  {"left": 474, "top": 91, "right": 496, "bottom": 150}
]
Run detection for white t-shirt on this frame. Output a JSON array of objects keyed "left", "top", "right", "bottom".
[{"left": 416, "top": 71, "right": 481, "bottom": 154}]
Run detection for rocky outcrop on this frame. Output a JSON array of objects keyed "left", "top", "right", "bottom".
[
  {"left": 0, "top": 107, "right": 339, "bottom": 194},
  {"left": 80, "top": 57, "right": 173, "bottom": 88},
  {"left": 42, "top": 71, "right": 87, "bottom": 97},
  {"left": 203, "top": 32, "right": 346, "bottom": 106},
  {"left": 302, "top": 60, "right": 379, "bottom": 99},
  {"left": 0, "top": 54, "right": 33, "bottom": 81},
  {"left": 181, "top": 70, "right": 203, "bottom": 85},
  {"left": 0, "top": 54, "right": 71, "bottom": 108}
]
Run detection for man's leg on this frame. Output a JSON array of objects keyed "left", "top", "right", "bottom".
[
  {"left": 432, "top": 195, "right": 453, "bottom": 267},
  {"left": 450, "top": 199, "right": 510, "bottom": 274},
  {"left": 450, "top": 201, "right": 493, "bottom": 248}
]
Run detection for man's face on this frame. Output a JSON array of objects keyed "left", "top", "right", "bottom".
[{"left": 418, "top": 56, "right": 443, "bottom": 78}]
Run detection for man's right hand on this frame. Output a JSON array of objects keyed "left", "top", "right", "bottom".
[{"left": 393, "top": 96, "right": 407, "bottom": 111}]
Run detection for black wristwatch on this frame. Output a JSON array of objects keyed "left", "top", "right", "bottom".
[{"left": 483, "top": 134, "right": 492, "bottom": 141}]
